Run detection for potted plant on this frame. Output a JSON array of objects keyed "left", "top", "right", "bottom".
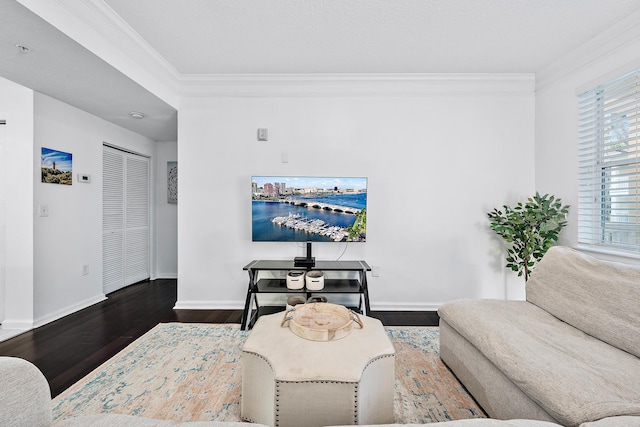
[{"left": 487, "top": 192, "right": 569, "bottom": 281}]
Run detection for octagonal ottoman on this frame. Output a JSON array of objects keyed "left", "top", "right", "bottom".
[{"left": 241, "top": 311, "right": 396, "bottom": 427}]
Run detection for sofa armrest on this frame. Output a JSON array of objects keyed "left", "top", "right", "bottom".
[{"left": 0, "top": 356, "right": 52, "bottom": 427}]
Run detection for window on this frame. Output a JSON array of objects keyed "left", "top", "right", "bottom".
[{"left": 578, "top": 69, "right": 640, "bottom": 253}]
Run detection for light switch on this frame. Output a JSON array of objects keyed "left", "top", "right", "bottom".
[
  {"left": 257, "top": 128, "right": 268, "bottom": 141},
  {"left": 39, "top": 204, "right": 49, "bottom": 217}
]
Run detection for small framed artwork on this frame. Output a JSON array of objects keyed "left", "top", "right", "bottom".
[
  {"left": 167, "top": 161, "right": 177, "bottom": 204},
  {"left": 41, "top": 147, "right": 72, "bottom": 185}
]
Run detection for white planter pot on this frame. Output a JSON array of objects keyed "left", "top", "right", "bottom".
[
  {"left": 286, "top": 271, "right": 305, "bottom": 290},
  {"left": 305, "top": 270, "right": 325, "bottom": 291}
]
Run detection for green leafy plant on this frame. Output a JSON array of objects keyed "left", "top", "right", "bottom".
[{"left": 487, "top": 193, "right": 569, "bottom": 281}]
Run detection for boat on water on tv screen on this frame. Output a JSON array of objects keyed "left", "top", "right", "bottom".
[{"left": 251, "top": 176, "right": 367, "bottom": 242}]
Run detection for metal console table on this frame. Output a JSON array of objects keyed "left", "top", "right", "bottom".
[{"left": 241, "top": 260, "right": 371, "bottom": 330}]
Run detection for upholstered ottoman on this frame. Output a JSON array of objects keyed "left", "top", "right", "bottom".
[{"left": 241, "top": 311, "right": 396, "bottom": 427}]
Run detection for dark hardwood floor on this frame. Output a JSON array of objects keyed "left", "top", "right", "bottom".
[{"left": 0, "top": 279, "right": 438, "bottom": 397}]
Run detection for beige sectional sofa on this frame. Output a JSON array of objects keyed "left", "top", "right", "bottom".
[{"left": 438, "top": 246, "right": 640, "bottom": 427}]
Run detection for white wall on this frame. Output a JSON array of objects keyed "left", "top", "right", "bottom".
[
  {"left": 0, "top": 77, "right": 35, "bottom": 329},
  {"left": 32, "top": 92, "right": 158, "bottom": 326},
  {"left": 155, "top": 140, "right": 178, "bottom": 278},
  {"left": 177, "top": 76, "right": 536, "bottom": 310},
  {"left": 535, "top": 10, "right": 640, "bottom": 265},
  {"left": 0, "top": 123, "right": 4, "bottom": 323}
]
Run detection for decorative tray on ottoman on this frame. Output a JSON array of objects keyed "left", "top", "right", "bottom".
[{"left": 281, "top": 302, "right": 363, "bottom": 341}]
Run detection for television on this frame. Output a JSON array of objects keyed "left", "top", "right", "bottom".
[{"left": 252, "top": 176, "right": 367, "bottom": 243}]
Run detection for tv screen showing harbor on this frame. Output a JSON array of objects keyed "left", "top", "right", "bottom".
[{"left": 252, "top": 176, "right": 367, "bottom": 242}]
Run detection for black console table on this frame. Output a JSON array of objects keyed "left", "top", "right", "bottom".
[{"left": 241, "top": 260, "right": 371, "bottom": 330}]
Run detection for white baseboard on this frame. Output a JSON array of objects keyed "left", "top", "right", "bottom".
[
  {"left": 156, "top": 273, "right": 178, "bottom": 279},
  {"left": 371, "top": 302, "right": 443, "bottom": 311},
  {"left": 33, "top": 294, "right": 107, "bottom": 328},
  {"left": 0, "top": 319, "right": 34, "bottom": 330},
  {"left": 173, "top": 300, "right": 244, "bottom": 310}
]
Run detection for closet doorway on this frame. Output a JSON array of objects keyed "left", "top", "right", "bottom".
[{"left": 102, "top": 144, "right": 150, "bottom": 294}]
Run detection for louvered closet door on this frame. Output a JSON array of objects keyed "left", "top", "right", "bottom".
[
  {"left": 124, "top": 155, "right": 150, "bottom": 284},
  {"left": 103, "top": 148, "right": 125, "bottom": 293},
  {"left": 102, "top": 146, "right": 150, "bottom": 293}
]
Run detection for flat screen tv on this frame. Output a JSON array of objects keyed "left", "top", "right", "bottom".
[{"left": 252, "top": 176, "right": 367, "bottom": 242}]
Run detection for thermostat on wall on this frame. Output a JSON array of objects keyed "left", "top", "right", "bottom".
[{"left": 77, "top": 173, "right": 91, "bottom": 183}]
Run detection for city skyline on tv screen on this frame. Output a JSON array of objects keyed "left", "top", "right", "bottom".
[{"left": 251, "top": 176, "right": 367, "bottom": 242}]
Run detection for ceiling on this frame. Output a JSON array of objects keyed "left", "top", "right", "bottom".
[
  {"left": 103, "top": 0, "right": 640, "bottom": 74},
  {"left": 2, "top": 0, "right": 640, "bottom": 141},
  {"left": 0, "top": 0, "right": 177, "bottom": 141}
]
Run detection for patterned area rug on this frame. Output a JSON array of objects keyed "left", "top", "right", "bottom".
[{"left": 52, "top": 323, "right": 486, "bottom": 424}]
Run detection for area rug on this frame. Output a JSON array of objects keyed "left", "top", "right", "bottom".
[{"left": 52, "top": 323, "right": 486, "bottom": 424}]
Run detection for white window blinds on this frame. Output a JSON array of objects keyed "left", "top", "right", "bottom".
[{"left": 578, "top": 68, "right": 640, "bottom": 253}]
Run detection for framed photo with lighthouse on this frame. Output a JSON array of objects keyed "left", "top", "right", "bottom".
[{"left": 41, "top": 147, "right": 73, "bottom": 185}]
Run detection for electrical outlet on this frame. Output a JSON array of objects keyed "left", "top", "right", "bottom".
[
  {"left": 82, "top": 264, "right": 89, "bottom": 276},
  {"left": 39, "top": 204, "right": 49, "bottom": 217},
  {"left": 372, "top": 266, "right": 380, "bottom": 277}
]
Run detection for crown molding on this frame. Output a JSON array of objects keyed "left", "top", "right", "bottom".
[
  {"left": 17, "top": 0, "right": 180, "bottom": 107},
  {"left": 179, "top": 73, "right": 535, "bottom": 98},
  {"left": 536, "top": 8, "right": 640, "bottom": 92}
]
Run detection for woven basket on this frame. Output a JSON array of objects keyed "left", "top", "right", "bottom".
[{"left": 281, "top": 303, "right": 363, "bottom": 341}]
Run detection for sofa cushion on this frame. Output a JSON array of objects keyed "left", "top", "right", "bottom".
[
  {"left": 526, "top": 246, "right": 640, "bottom": 358},
  {"left": 438, "top": 299, "right": 640, "bottom": 426},
  {"left": 0, "top": 357, "right": 52, "bottom": 427}
]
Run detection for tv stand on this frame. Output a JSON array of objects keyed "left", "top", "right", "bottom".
[{"left": 241, "top": 259, "right": 371, "bottom": 330}]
